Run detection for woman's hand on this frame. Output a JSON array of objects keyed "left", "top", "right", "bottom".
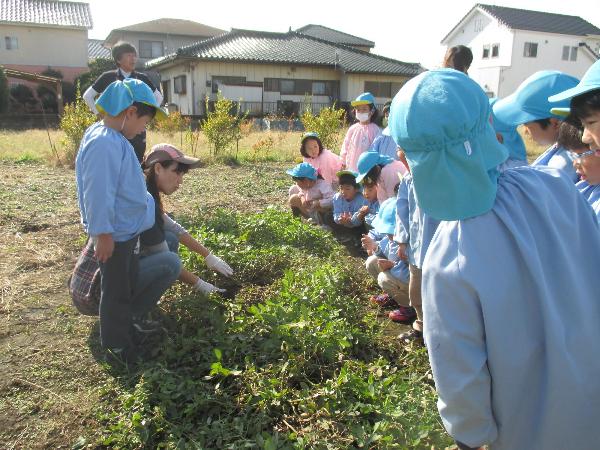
[
  {"left": 205, "top": 253, "right": 234, "bottom": 277},
  {"left": 94, "top": 234, "right": 114, "bottom": 263},
  {"left": 194, "top": 278, "right": 226, "bottom": 294}
]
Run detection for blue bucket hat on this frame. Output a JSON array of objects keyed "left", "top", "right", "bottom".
[
  {"left": 489, "top": 98, "right": 527, "bottom": 162},
  {"left": 96, "top": 78, "right": 167, "bottom": 120},
  {"left": 389, "top": 68, "right": 508, "bottom": 221},
  {"left": 492, "top": 71, "right": 579, "bottom": 126},
  {"left": 549, "top": 59, "right": 600, "bottom": 103},
  {"left": 356, "top": 151, "right": 394, "bottom": 183},
  {"left": 371, "top": 198, "right": 397, "bottom": 235},
  {"left": 286, "top": 162, "right": 318, "bottom": 180},
  {"left": 351, "top": 92, "right": 376, "bottom": 107}
]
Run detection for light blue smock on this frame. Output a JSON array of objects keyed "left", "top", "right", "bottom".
[
  {"left": 532, "top": 143, "right": 578, "bottom": 183},
  {"left": 76, "top": 122, "right": 155, "bottom": 242},
  {"left": 422, "top": 166, "right": 600, "bottom": 449},
  {"left": 394, "top": 174, "right": 440, "bottom": 268},
  {"left": 333, "top": 192, "right": 369, "bottom": 227},
  {"left": 364, "top": 200, "right": 380, "bottom": 226},
  {"left": 374, "top": 235, "right": 409, "bottom": 283},
  {"left": 368, "top": 134, "right": 399, "bottom": 161},
  {"left": 577, "top": 180, "right": 600, "bottom": 223}
]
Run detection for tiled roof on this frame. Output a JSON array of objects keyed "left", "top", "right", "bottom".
[
  {"left": 88, "top": 39, "right": 111, "bottom": 60},
  {"left": 0, "top": 0, "right": 92, "bottom": 29},
  {"left": 296, "top": 24, "right": 375, "bottom": 48},
  {"left": 147, "top": 29, "right": 422, "bottom": 76},
  {"left": 108, "top": 18, "right": 225, "bottom": 37},
  {"left": 478, "top": 4, "right": 600, "bottom": 36}
]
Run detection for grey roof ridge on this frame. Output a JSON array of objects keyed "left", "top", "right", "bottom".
[
  {"left": 295, "top": 24, "right": 375, "bottom": 46},
  {"left": 147, "top": 28, "right": 423, "bottom": 73}
]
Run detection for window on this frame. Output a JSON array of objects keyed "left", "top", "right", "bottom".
[
  {"left": 5, "top": 36, "right": 18, "bottom": 50},
  {"left": 312, "top": 81, "right": 326, "bottom": 95},
  {"left": 280, "top": 79, "right": 295, "bottom": 94},
  {"left": 211, "top": 76, "right": 246, "bottom": 93},
  {"left": 491, "top": 43, "right": 499, "bottom": 58},
  {"left": 174, "top": 75, "right": 186, "bottom": 94},
  {"left": 570, "top": 46, "right": 578, "bottom": 61},
  {"left": 562, "top": 46, "right": 578, "bottom": 61},
  {"left": 482, "top": 45, "right": 490, "bottom": 59},
  {"left": 264, "top": 78, "right": 280, "bottom": 92},
  {"left": 523, "top": 42, "right": 538, "bottom": 57},
  {"left": 474, "top": 19, "right": 484, "bottom": 32},
  {"left": 265, "top": 79, "right": 338, "bottom": 96},
  {"left": 139, "top": 40, "right": 164, "bottom": 59}
]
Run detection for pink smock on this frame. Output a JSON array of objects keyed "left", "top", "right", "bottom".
[
  {"left": 340, "top": 123, "right": 381, "bottom": 172},
  {"left": 303, "top": 148, "right": 342, "bottom": 186}
]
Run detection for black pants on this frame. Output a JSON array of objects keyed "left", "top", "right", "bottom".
[
  {"left": 128, "top": 130, "right": 147, "bottom": 164},
  {"left": 98, "top": 237, "right": 139, "bottom": 350}
]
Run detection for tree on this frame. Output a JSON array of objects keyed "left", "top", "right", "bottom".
[
  {"left": 202, "top": 92, "right": 246, "bottom": 158},
  {"left": 0, "top": 67, "right": 8, "bottom": 114},
  {"left": 300, "top": 100, "right": 346, "bottom": 150},
  {"left": 75, "top": 58, "right": 114, "bottom": 93}
]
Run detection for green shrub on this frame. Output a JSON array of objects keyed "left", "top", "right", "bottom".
[
  {"left": 0, "top": 66, "right": 8, "bottom": 114},
  {"left": 75, "top": 58, "right": 114, "bottom": 93},
  {"left": 59, "top": 82, "right": 96, "bottom": 167},
  {"left": 301, "top": 101, "right": 346, "bottom": 150},
  {"left": 202, "top": 92, "right": 246, "bottom": 158}
]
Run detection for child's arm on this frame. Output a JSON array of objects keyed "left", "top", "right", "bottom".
[
  {"left": 332, "top": 195, "right": 345, "bottom": 224},
  {"left": 350, "top": 197, "right": 370, "bottom": 226},
  {"left": 317, "top": 183, "right": 335, "bottom": 209},
  {"left": 339, "top": 127, "right": 353, "bottom": 168},
  {"left": 394, "top": 178, "right": 410, "bottom": 244}
]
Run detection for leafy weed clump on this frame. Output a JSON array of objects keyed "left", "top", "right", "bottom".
[{"left": 93, "top": 208, "right": 451, "bottom": 449}]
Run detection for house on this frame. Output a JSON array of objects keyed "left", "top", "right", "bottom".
[
  {"left": 146, "top": 28, "right": 423, "bottom": 116},
  {"left": 296, "top": 24, "right": 374, "bottom": 53},
  {"left": 88, "top": 38, "right": 111, "bottom": 61},
  {"left": 103, "top": 18, "right": 225, "bottom": 70},
  {"left": 0, "top": 0, "right": 92, "bottom": 82},
  {"left": 442, "top": 3, "right": 600, "bottom": 98}
]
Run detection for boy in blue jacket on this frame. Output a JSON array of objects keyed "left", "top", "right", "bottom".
[{"left": 76, "top": 78, "right": 166, "bottom": 363}]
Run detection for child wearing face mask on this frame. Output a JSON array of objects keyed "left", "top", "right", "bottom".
[{"left": 340, "top": 93, "right": 381, "bottom": 172}]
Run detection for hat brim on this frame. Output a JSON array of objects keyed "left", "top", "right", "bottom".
[
  {"left": 493, "top": 94, "right": 544, "bottom": 125},
  {"left": 176, "top": 155, "right": 202, "bottom": 168},
  {"left": 351, "top": 100, "right": 373, "bottom": 107},
  {"left": 548, "top": 84, "right": 598, "bottom": 103},
  {"left": 336, "top": 169, "right": 358, "bottom": 178},
  {"left": 146, "top": 103, "right": 168, "bottom": 121},
  {"left": 550, "top": 107, "right": 570, "bottom": 117}
]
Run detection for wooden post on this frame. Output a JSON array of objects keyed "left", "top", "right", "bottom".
[{"left": 56, "top": 80, "right": 63, "bottom": 117}]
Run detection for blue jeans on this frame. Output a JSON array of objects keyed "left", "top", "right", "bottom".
[
  {"left": 164, "top": 230, "right": 180, "bottom": 253},
  {"left": 132, "top": 250, "right": 181, "bottom": 316}
]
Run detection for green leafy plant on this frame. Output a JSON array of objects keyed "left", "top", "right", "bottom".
[
  {"left": 59, "top": 82, "right": 96, "bottom": 167},
  {"left": 202, "top": 92, "right": 246, "bottom": 159},
  {"left": 301, "top": 100, "right": 346, "bottom": 150}
]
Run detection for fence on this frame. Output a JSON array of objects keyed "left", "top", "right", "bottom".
[{"left": 0, "top": 113, "right": 60, "bottom": 130}]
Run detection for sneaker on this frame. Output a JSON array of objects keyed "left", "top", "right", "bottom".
[
  {"left": 397, "top": 329, "right": 424, "bottom": 346},
  {"left": 388, "top": 306, "right": 417, "bottom": 324},
  {"left": 132, "top": 317, "right": 162, "bottom": 335}
]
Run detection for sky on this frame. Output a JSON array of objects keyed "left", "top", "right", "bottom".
[{"left": 86, "top": 0, "right": 600, "bottom": 69}]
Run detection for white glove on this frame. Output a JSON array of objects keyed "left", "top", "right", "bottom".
[
  {"left": 194, "top": 278, "right": 226, "bottom": 294},
  {"left": 205, "top": 253, "right": 234, "bottom": 277}
]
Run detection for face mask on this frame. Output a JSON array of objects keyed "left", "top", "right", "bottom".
[
  {"left": 356, "top": 112, "right": 371, "bottom": 123},
  {"left": 119, "top": 114, "right": 127, "bottom": 132}
]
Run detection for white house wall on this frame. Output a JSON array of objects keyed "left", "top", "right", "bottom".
[
  {"left": 444, "top": 9, "right": 514, "bottom": 97},
  {"left": 342, "top": 73, "right": 411, "bottom": 104}
]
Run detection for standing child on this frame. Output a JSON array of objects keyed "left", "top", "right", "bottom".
[
  {"left": 287, "top": 162, "right": 334, "bottom": 225},
  {"left": 75, "top": 79, "right": 167, "bottom": 363},
  {"left": 300, "top": 132, "right": 342, "bottom": 187},
  {"left": 333, "top": 170, "right": 369, "bottom": 229},
  {"left": 340, "top": 93, "right": 381, "bottom": 171},
  {"left": 368, "top": 102, "right": 398, "bottom": 160},
  {"left": 550, "top": 59, "right": 600, "bottom": 221},
  {"left": 356, "top": 150, "right": 407, "bottom": 202}
]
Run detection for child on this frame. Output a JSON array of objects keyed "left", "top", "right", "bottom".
[
  {"left": 389, "top": 67, "right": 600, "bottom": 450},
  {"left": 300, "top": 132, "right": 342, "bottom": 187},
  {"left": 359, "top": 182, "right": 379, "bottom": 228},
  {"left": 442, "top": 45, "right": 473, "bottom": 74},
  {"left": 489, "top": 98, "right": 527, "bottom": 167},
  {"left": 332, "top": 170, "right": 369, "bottom": 229},
  {"left": 493, "top": 70, "right": 580, "bottom": 181},
  {"left": 550, "top": 59, "right": 600, "bottom": 221},
  {"left": 356, "top": 150, "right": 408, "bottom": 202},
  {"left": 75, "top": 78, "right": 167, "bottom": 362},
  {"left": 142, "top": 144, "right": 234, "bottom": 295},
  {"left": 363, "top": 198, "right": 414, "bottom": 321},
  {"left": 368, "top": 102, "right": 398, "bottom": 160},
  {"left": 287, "top": 162, "right": 334, "bottom": 225},
  {"left": 392, "top": 162, "right": 440, "bottom": 343},
  {"left": 340, "top": 92, "right": 381, "bottom": 171}
]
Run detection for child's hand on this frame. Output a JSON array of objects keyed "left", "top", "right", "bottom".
[
  {"left": 340, "top": 212, "right": 352, "bottom": 224},
  {"left": 358, "top": 205, "right": 369, "bottom": 217},
  {"left": 301, "top": 197, "right": 312, "bottom": 209},
  {"left": 361, "top": 234, "right": 377, "bottom": 252},
  {"left": 397, "top": 243, "right": 408, "bottom": 261},
  {"left": 94, "top": 233, "right": 114, "bottom": 263},
  {"left": 377, "top": 258, "right": 394, "bottom": 271}
]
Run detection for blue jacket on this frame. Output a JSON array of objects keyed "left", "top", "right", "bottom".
[
  {"left": 368, "top": 134, "right": 398, "bottom": 161},
  {"left": 333, "top": 192, "right": 369, "bottom": 227},
  {"left": 577, "top": 180, "right": 600, "bottom": 224},
  {"left": 75, "top": 122, "right": 155, "bottom": 242},
  {"left": 423, "top": 166, "right": 600, "bottom": 449},
  {"left": 532, "top": 143, "right": 578, "bottom": 183},
  {"left": 374, "top": 235, "right": 409, "bottom": 283},
  {"left": 394, "top": 174, "right": 440, "bottom": 268},
  {"left": 364, "top": 200, "right": 380, "bottom": 226}
]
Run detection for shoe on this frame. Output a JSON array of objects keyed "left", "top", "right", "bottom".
[
  {"left": 105, "top": 346, "right": 140, "bottom": 367},
  {"left": 397, "top": 329, "right": 424, "bottom": 345},
  {"left": 369, "top": 293, "right": 397, "bottom": 308},
  {"left": 132, "top": 316, "right": 163, "bottom": 335},
  {"left": 388, "top": 306, "right": 417, "bottom": 324}
]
